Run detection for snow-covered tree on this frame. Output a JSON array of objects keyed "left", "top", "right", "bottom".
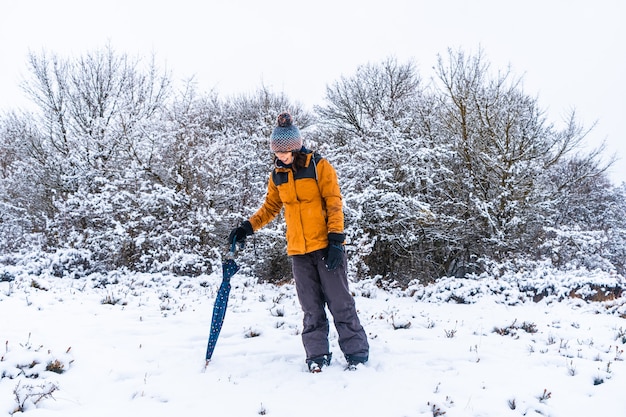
[
  {"left": 430, "top": 48, "right": 614, "bottom": 276},
  {"left": 314, "top": 58, "right": 448, "bottom": 283}
]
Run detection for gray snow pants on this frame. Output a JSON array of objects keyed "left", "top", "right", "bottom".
[{"left": 291, "top": 248, "right": 369, "bottom": 362}]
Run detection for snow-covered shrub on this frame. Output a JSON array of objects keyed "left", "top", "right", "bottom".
[
  {"left": 0, "top": 270, "right": 15, "bottom": 283},
  {"left": 48, "top": 248, "right": 94, "bottom": 279},
  {"left": 406, "top": 259, "right": 625, "bottom": 305},
  {"left": 242, "top": 226, "right": 292, "bottom": 284},
  {"left": 160, "top": 251, "right": 208, "bottom": 277},
  {"left": 0, "top": 334, "right": 74, "bottom": 379},
  {"left": 11, "top": 381, "right": 59, "bottom": 415}
]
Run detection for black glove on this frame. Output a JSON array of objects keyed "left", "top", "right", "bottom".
[
  {"left": 228, "top": 220, "right": 253, "bottom": 246},
  {"left": 325, "top": 233, "right": 345, "bottom": 270}
]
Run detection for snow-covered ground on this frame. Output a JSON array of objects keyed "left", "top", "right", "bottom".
[{"left": 1, "top": 266, "right": 625, "bottom": 416}]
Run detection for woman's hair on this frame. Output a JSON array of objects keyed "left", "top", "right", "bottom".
[
  {"left": 273, "top": 150, "right": 309, "bottom": 173},
  {"left": 292, "top": 151, "right": 308, "bottom": 172}
]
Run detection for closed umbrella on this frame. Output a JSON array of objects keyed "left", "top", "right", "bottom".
[{"left": 205, "top": 238, "right": 240, "bottom": 365}]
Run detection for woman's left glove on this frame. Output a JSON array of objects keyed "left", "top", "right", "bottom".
[{"left": 325, "top": 233, "right": 346, "bottom": 270}]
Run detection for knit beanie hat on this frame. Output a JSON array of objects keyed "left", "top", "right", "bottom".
[{"left": 270, "top": 112, "right": 303, "bottom": 152}]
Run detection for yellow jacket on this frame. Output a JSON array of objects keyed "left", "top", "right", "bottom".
[{"left": 248, "top": 152, "right": 344, "bottom": 255}]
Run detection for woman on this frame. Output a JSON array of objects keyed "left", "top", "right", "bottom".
[{"left": 229, "top": 112, "right": 369, "bottom": 372}]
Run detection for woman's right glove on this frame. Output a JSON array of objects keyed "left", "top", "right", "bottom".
[
  {"left": 228, "top": 220, "right": 253, "bottom": 246},
  {"left": 325, "top": 233, "right": 346, "bottom": 270}
]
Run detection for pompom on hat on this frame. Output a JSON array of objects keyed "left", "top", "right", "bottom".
[{"left": 270, "top": 112, "right": 303, "bottom": 152}]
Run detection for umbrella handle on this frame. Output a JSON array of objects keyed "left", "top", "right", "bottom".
[
  {"left": 227, "top": 235, "right": 243, "bottom": 258},
  {"left": 229, "top": 236, "right": 237, "bottom": 257}
]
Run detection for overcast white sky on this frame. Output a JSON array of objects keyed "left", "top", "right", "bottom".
[{"left": 1, "top": 0, "right": 624, "bottom": 183}]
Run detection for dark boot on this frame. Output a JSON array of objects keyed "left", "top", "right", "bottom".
[{"left": 306, "top": 353, "right": 332, "bottom": 373}]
